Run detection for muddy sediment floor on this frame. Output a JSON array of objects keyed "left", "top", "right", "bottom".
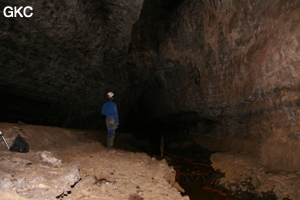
[{"left": 0, "top": 122, "right": 287, "bottom": 200}]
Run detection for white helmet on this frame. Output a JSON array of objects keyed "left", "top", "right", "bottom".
[{"left": 107, "top": 92, "right": 114, "bottom": 98}]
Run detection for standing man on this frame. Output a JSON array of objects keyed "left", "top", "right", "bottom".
[{"left": 101, "top": 92, "right": 119, "bottom": 149}]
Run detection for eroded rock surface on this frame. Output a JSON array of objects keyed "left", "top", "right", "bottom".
[
  {"left": 211, "top": 153, "right": 300, "bottom": 200},
  {"left": 0, "top": 122, "right": 188, "bottom": 200},
  {"left": 128, "top": 0, "right": 300, "bottom": 198},
  {"left": 132, "top": 0, "right": 300, "bottom": 174},
  {"left": 0, "top": 152, "right": 80, "bottom": 200},
  {"left": 0, "top": 0, "right": 144, "bottom": 128}
]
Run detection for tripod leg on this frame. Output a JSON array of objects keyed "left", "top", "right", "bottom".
[{"left": 0, "top": 131, "right": 10, "bottom": 149}]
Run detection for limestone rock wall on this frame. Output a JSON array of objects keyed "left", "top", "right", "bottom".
[
  {"left": 2, "top": 0, "right": 300, "bottom": 173},
  {"left": 0, "top": 0, "right": 143, "bottom": 128},
  {"left": 143, "top": 0, "right": 300, "bottom": 171}
]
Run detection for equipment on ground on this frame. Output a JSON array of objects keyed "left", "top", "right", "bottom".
[{"left": 0, "top": 131, "right": 29, "bottom": 152}]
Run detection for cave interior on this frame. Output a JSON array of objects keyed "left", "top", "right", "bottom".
[{"left": 1, "top": 1, "right": 300, "bottom": 196}]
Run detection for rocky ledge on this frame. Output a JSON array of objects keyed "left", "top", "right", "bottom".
[{"left": 0, "top": 122, "right": 188, "bottom": 200}]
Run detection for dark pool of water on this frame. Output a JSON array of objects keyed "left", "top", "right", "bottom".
[
  {"left": 164, "top": 145, "right": 233, "bottom": 200},
  {"left": 170, "top": 159, "right": 230, "bottom": 200},
  {"left": 181, "top": 182, "right": 228, "bottom": 200},
  {"left": 121, "top": 134, "right": 234, "bottom": 200}
]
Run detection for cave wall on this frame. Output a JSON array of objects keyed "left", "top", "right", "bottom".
[
  {"left": 132, "top": 0, "right": 300, "bottom": 171},
  {"left": 0, "top": 0, "right": 144, "bottom": 128},
  {"left": 2, "top": 0, "right": 300, "bottom": 172}
]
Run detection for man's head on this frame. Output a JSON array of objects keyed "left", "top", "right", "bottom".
[{"left": 107, "top": 92, "right": 114, "bottom": 100}]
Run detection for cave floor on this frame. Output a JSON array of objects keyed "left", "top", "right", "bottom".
[
  {"left": 0, "top": 122, "right": 188, "bottom": 200},
  {"left": 0, "top": 122, "right": 287, "bottom": 200}
]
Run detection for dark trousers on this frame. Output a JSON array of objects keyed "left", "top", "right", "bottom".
[{"left": 107, "top": 132, "right": 115, "bottom": 148}]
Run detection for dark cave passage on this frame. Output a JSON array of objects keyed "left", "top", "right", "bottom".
[{"left": 1, "top": 0, "right": 300, "bottom": 199}]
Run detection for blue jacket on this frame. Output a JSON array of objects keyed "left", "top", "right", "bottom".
[{"left": 101, "top": 101, "right": 119, "bottom": 123}]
